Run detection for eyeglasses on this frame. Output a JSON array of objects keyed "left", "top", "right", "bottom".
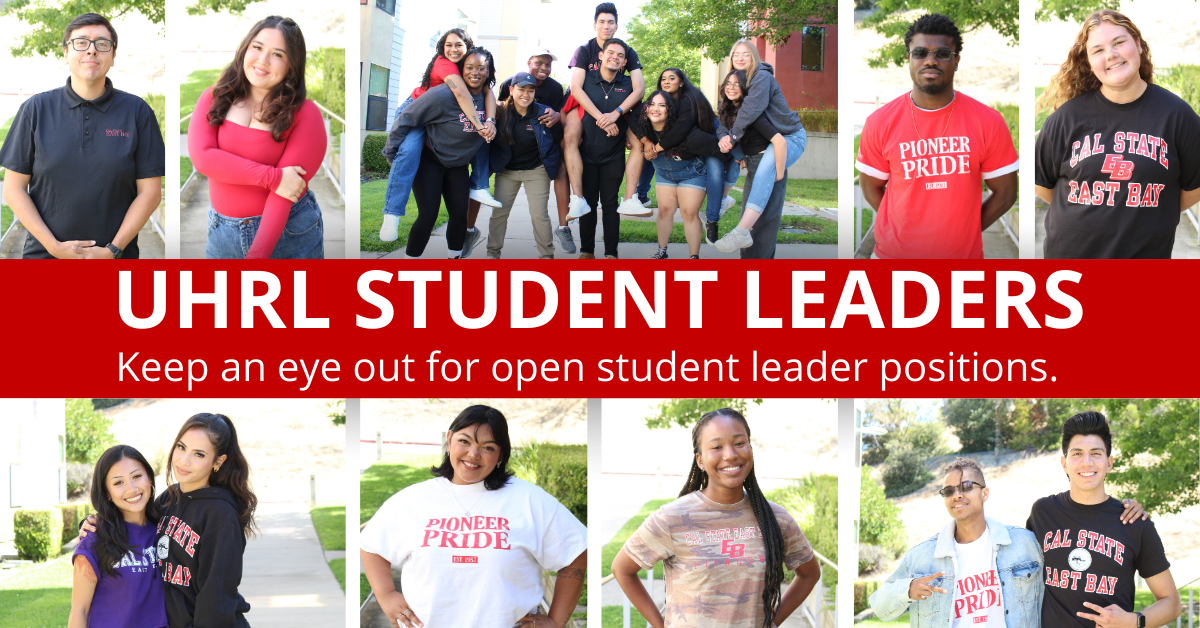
[
  {"left": 69, "top": 37, "right": 114, "bottom": 53},
  {"left": 732, "top": 52, "right": 754, "bottom": 59},
  {"left": 938, "top": 480, "right": 985, "bottom": 498},
  {"left": 909, "top": 47, "right": 956, "bottom": 61}
]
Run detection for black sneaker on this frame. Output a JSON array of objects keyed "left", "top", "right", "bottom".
[
  {"left": 705, "top": 222, "right": 719, "bottom": 245},
  {"left": 689, "top": 254, "right": 699, "bottom": 259},
  {"left": 650, "top": 246, "right": 668, "bottom": 259},
  {"left": 638, "top": 194, "right": 651, "bottom": 207}
]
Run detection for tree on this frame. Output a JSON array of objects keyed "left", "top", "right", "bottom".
[
  {"left": 859, "top": 465, "right": 906, "bottom": 548},
  {"left": 1035, "top": 0, "right": 1121, "bottom": 23},
  {"left": 184, "top": 0, "right": 265, "bottom": 16},
  {"left": 1, "top": 0, "right": 165, "bottom": 58},
  {"left": 66, "top": 399, "right": 115, "bottom": 463},
  {"left": 859, "top": 0, "right": 1017, "bottom": 68},
  {"left": 1103, "top": 399, "right": 1199, "bottom": 515},
  {"left": 625, "top": 0, "right": 836, "bottom": 64},
  {"left": 941, "top": 398, "right": 1008, "bottom": 453},
  {"left": 625, "top": 11, "right": 702, "bottom": 85},
  {"left": 644, "top": 399, "right": 763, "bottom": 429},
  {"left": 860, "top": 399, "right": 919, "bottom": 463}
]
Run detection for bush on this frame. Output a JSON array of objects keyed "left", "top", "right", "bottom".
[
  {"left": 307, "top": 47, "right": 346, "bottom": 137},
  {"left": 66, "top": 463, "right": 93, "bottom": 497},
  {"left": 1158, "top": 65, "right": 1200, "bottom": 113},
  {"left": 14, "top": 508, "right": 62, "bottom": 561},
  {"left": 882, "top": 444, "right": 933, "bottom": 498},
  {"left": 535, "top": 445, "right": 586, "bottom": 526},
  {"left": 60, "top": 503, "right": 94, "bottom": 545},
  {"left": 66, "top": 398, "right": 114, "bottom": 463},
  {"left": 362, "top": 133, "right": 390, "bottom": 176},
  {"left": 91, "top": 399, "right": 129, "bottom": 410},
  {"left": 859, "top": 466, "right": 906, "bottom": 568},
  {"left": 766, "top": 474, "right": 838, "bottom": 595},
  {"left": 899, "top": 422, "right": 951, "bottom": 457},
  {"left": 854, "top": 580, "right": 882, "bottom": 614}
]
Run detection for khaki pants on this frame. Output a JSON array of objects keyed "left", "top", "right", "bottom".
[{"left": 487, "top": 166, "right": 554, "bottom": 258}]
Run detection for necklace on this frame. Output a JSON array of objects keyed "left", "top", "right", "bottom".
[
  {"left": 449, "top": 482, "right": 486, "bottom": 517},
  {"left": 600, "top": 79, "right": 616, "bottom": 100},
  {"left": 908, "top": 92, "right": 956, "bottom": 141}
]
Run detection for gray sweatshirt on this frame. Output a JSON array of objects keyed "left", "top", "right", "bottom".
[
  {"left": 383, "top": 84, "right": 486, "bottom": 168},
  {"left": 721, "top": 62, "right": 801, "bottom": 144}
]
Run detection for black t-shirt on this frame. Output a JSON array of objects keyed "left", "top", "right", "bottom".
[
  {"left": 1026, "top": 492, "right": 1171, "bottom": 627},
  {"left": 741, "top": 116, "right": 781, "bottom": 157},
  {"left": 568, "top": 38, "right": 642, "bottom": 74},
  {"left": 1036, "top": 84, "right": 1200, "bottom": 258},
  {"left": 497, "top": 76, "right": 566, "bottom": 111},
  {"left": 0, "top": 77, "right": 165, "bottom": 259},
  {"left": 507, "top": 107, "right": 544, "bottom": 171},
  {"left": 579, "top": 70, "right": 633, "bottom": 165}
]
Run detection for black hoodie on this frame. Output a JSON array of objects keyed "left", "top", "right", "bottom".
[{"left": 155, "top": 486, "right": 250, "bottom": 628}]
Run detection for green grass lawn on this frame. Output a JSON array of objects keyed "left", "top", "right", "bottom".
[
  {"left": 0, "top": 116, "right": 12, "bottom": 180},
  {"left": 311, "top": 504, "right": 345, "bottom": 551},
  {"left": 327, "top": 557, "right": 346, "bottom": 593},
  {"left": 360, "top": 179, "right": 449, "bottom": 253},
  {"left": 1035, "top": 86, "right": 1049, "bottom": 133},
  {"left": 600, "top": 498, "right": 671, "bottom": 579},
  {"left": 602, "top": 604, "right": 651, "bottom": 628},
  {"left": 0, "top": 553, "right": 72, "bottom": 628},
  {"left": 360, "top": 573, "right": 372, "bottom": 607},
  {"left": 360, "top": 453, "right": 442, "bottom": 524},
  {"left": 180, "top": 68, "right": 224, "bottom": 133},
  {"left": 2, "top": 205, "right": 12, "bottom": 235},
  {"left": 181, "top": 157, "right": 194, "bottom": 184}
]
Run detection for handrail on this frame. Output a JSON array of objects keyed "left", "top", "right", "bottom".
[{"left": 811, "top": 548, "right": 838, "bottom": 572}]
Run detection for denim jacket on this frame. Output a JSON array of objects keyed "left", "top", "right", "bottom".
[
  {"left": 489, "top": 103, "right": 563, "bottom": 180},
  {"left": 869, "top": 517, "right": 1044, "bottom": 627}
]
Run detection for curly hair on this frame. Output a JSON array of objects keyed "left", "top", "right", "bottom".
[
  {"left": 637, "top": 90, "right": 677, "bottom": 145},
  {"left": 904, "top": 13, "right": 963, "bottom": 55},
  {"left": 420, "top": 28, "right": 474, "bottom": 92},
  {"left": 1038, "top": 10, "right": 1153, "bottom": 113},
  {"left": 206, "top": 16, "right": 307, "bottom": 143}
]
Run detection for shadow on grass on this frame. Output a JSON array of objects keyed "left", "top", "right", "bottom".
[
  {"left": 0, "top": 588, "right": 72, "bottom": 628},
  {"left": 360, "top": 454, "right": 443, "bottom": 524}
]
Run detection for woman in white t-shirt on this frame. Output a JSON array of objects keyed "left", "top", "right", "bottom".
[{"left": 361, "top": 405, "right": 588, "bottom": 628}]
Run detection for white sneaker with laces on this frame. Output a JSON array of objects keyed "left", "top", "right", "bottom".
[
  {"left": 379, "top": 214, "right": 401, "bottom": 241},
  {"left": 469, "top": 188, "right": 503, "bottom": 208},
  {"left": 720, "top": 195, "right": 736, "bottom": 216},
  {"left": 617, "top": 197, "right": 652, "bottom": 217},
  {"left": 567, "top": 195, "right": 592, "bottom": 221},
  {"left": 714, "top": 227, "right": 753, "bottom": 253}
]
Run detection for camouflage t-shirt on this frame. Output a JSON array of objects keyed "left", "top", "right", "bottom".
[{"left": 622, "top": 491, "right": 815, "bottom": 628}]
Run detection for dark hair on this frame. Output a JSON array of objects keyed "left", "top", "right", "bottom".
[
  {"left": 430, "top": 405, "right": 514, "bottom": 490},
  {"left": 207, "top": 16, "right": 307, "bottom": 142},
  {"left": 496, "top": 88, "right": 536, "bottom": 146},
  {"left": 904, "top": 13, "right": 963, "bottom": 55},
  {"left": 165, "top": 413, "right": 258, "bottom": 537},
  {"left": 63, "top": 13, "right": 117, "bottom": 53},
  {"left": 658, "top": 68, "right": 716, "bottom": 134},
  {"left": 420, "top": 28, "right": 474, "bottom": 91},
  {"left": 718, "top": 70, "right": 749, "bottom": 131},
  {"left": 1062, "top": 411, "right": 1112, "bottom": 456},
  {"left": 595, "top": 2, "right": 618, "bottom": 22},
  {"left": 680, "top": 409, "right": 783, "bottom": 628},
  {"left": 601, "top": 37, "right": 628, "bottom": 57},
  {"left": 462, "top": 47, "right": 498, "bottom": 91},
  {"left": 637, "top": 89, "right": 677, "bottom": 144},
  {"left": 90, "top": 445, "right": 159, "bottom": 578}
]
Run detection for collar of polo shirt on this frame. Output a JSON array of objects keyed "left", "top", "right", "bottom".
[{"left": 63, "top": 76, "right": 116, "bottom": 112}]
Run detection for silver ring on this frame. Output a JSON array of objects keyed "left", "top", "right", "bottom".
[{"left": 403, "top": 610, "right": 413, "bottom": 616}]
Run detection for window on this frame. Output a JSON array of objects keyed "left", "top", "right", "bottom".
[
  {"left": 367, "top": 64, "right": 390, "bottom": 130},
  {"left": 376, "top": 0, "right": 396, "bottom": 16},
  {"left": 801, "top": 26, "right": 825, "bottom": 72}
]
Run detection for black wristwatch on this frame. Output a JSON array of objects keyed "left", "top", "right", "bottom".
[
  {"left": 1136, "top": 611, "right": 1145, "bottom": 627},
  {"left": 106, "top": 243, "right": 123, "bottom": 259}
]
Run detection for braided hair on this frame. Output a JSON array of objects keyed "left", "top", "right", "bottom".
[{"left": 680, "top": 409, "right": 784, "bottom": 628}]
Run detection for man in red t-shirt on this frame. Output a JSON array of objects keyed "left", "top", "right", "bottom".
[{"left": 856, "top": 14, "right": 1019, "bottom": 259}]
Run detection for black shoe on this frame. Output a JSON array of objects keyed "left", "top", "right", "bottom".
[
  {"left": 689, "top": 254, "right": 699, "bottom": 259},
  {"left": 638, "top": 194, "right": 651, "bottom": 207},
  {"left": 650, "top": 246, "right": 668, "bottom": 260},
  {"left": 705, "top": 221, "right": 719, "bottom": 245}
]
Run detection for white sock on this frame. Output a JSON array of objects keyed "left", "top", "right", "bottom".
[
  {"left": 734, "top": 227, "right": 750, "bottom": 236},
  {"left": 448, "top": 249, "right": 462, "bottom": 258},
  {"left": 406, "top": 254, "right": 422, "bottom": 259}
]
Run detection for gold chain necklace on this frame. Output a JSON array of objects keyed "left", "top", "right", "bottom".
[{"left": 908, "top": 92, "right": 956, "bottom": 141}]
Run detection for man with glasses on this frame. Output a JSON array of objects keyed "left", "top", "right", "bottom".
[
  {"left": 1026, "top": 412, "right": 1181, "bottom": 627},
  {"left": 869, "top": 458, "right": 1044, "bottom": 626},
  {"left": 855, "top": 13, "right": 1018, "bottom": 259},
  {"left": 0, "top": 13, "right": 164, "bottom": 258}
]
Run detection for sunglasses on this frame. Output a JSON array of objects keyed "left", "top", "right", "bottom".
[
  {"left": 938, "top": 480, "right": 985, "bottom": 498},
  {"left": 909, "top": 47, "right": 956, "bottom": 61}
]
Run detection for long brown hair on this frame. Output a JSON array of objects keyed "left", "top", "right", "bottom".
[
  {"left": 165, "top": 413, "right": 258, "bottom": 538},
  {"left": 207, "top": 16, "right": 307, "bottom": 142},
  {"left": 1038, "top": 10, "right": 1153, "bottom": 113},
  {"left": 718, "top": 70, "right": 748, "bottom": 131}
]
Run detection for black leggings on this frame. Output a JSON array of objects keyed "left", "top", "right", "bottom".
[
  {"left": 578, "top": 158, "right": 623, "bottom": 256},
  {"left": 405, "top": 148, "right": 470, "bottom": 257}
]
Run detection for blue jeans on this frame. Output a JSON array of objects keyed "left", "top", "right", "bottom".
[
  {"left": 383, "top": 96, "right": 491, "bottom": 217},
  {"left": 743, "top": 129, "right": 806, "bottom": 214},
  {"left": 704, "top": 146, "right": 744, "bottom": 223},
  {"left": 636, "top": 163, "right": 654, "bottom": 197},
  {"left": 206, "top": 189, "right": 323, "bottom": 259},
  {"left": 650, "top": 155, "right": 707, "bottom": 189}
]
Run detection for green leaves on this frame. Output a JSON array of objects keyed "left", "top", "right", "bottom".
[
  {"left": 644, "top": 399, "right": 764, "bottom": 429},
  {"left": 859, "top": 0, "right": 1018, "bottom": 68},
  {"left": 1104, "top": 399, "right": 1199, "bottom": 515},
  {"left": 1, "top": 0, "right": 165, "bottom": 58}
]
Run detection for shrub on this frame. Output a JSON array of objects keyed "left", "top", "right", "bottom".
[
  {"left": 859, "top": 466, "right": 906, "bottom": 565},
  {"left": 1158, "top": 65, "right": 1200, "bottom": 113},
  {"left": 882, "top": 444, "right": 933, "bottom": 498},
  {"left": 91, "top": 399, "right": 129, "bottom": 410},
  {"left": 854, "top": 580, "right": 882, "bottom": 614},
  {"left": 857, "top": 544, "right": 886, "bottom": 575},
  {"left": 307, "top": 47, "right": 346, "bottom": 137},
  {"left": 898, "top": 422, "right": 951, "bottom": 457},
  {"left": 535, "top": 445, "right": 586, "bottom": 526},
  {"left": 14, "top": 508, "right": 62, "bottom": 561},
  {"left": 362, "top": 133, "right": 390, "bottom": 176},
  {"left": 66, "top": 398, "right": 114, "bottom": 463},
  {"left": 766, "top": 474, "right": 838, "bottom": 595},
  {"left": 60, "top": 503, "right": 95, "bottom": 545},
  {"left": 66, "top": 463, "right": 93, "bottom": 497}
]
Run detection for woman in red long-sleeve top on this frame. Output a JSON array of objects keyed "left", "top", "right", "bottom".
[{"left": 188, "top": 15, "right": 327, "bottom": 259}]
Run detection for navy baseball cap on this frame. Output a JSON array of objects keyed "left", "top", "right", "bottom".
[{"left": 511, "top": 71, "right": 538, "bottom": 88}]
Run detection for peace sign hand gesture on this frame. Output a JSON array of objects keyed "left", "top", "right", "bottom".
[
  {"left": 908, "top": 572, "right": 948, "bottom": 601},
  {"left": 1077, "top": 602, "right": 1138, "bottom": 628}
]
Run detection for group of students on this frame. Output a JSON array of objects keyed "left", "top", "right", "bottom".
[{"left": 378, "top": 2, "right": 807, "bottom": 259}]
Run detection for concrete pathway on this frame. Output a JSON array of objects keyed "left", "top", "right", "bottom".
[
  {"left": 361, "top": 186, "right": 838, "bottom": 260},
  {"left": 180, "top": 170, "right": 345, "bottom": 258},
  {"left": 242, "top": 501, "right": 345, "bottom": 628},
  {"left": 1034, "top": 200, "right": 1200, "bottom": 258}
]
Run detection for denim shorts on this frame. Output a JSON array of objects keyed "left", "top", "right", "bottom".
[
  {"left": 650, "top": 155, "right": 707, "bottom": 190},
  {"left": 206, "top": 189, "right": 324, "bottom": 259}
]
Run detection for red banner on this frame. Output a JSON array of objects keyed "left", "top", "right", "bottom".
[{"left": 0, "top": 260, "right": 1187, "bottom": 397}]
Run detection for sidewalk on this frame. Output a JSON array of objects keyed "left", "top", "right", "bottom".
[
  {"left": 361, "top": 186, "right": 838, "bottom": 260},
  {"left": 1033, "top": 200, "right": 1200, "bottom": 258},
  {"left": 242, "top": 501, "right": 345, "bottom": 628}
]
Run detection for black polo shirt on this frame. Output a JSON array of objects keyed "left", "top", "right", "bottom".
[
  {"left": 0, "top": 77, "right": 165, "bottom": 258},
  {"left": 568, "top": 38, "right": 642, "bottom": 74},
  {"left": 579, "top": 70, "right": 632, "bottom": 165},
  {"left": 508, "top": 107, "right": 544, "bottom": 171},
  {"left": 498, "top": 76, "right": 566, "bottom": 111}
]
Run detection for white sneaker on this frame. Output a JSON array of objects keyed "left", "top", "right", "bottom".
[
  {"left": 714, "top": 227, "right": 753, "bottom": 253},
  {"left": 720, "top": 195, "right": 736, "bottom": 216},
  {"left": 379, "top": 214, "right": 401, "bottom": 241},
  {"left": 470, "top": 188, "right": 503, "bottom": 208},
  {"left": 567, "top": 195, "right": 592, "bottom": 221},
  {"left": 617, "top": 197, "right": 652, "bottom": 217}
]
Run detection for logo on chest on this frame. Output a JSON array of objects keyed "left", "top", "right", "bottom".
[{"left": 106, "top": 129, "right": 129, "bottom": 137}]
